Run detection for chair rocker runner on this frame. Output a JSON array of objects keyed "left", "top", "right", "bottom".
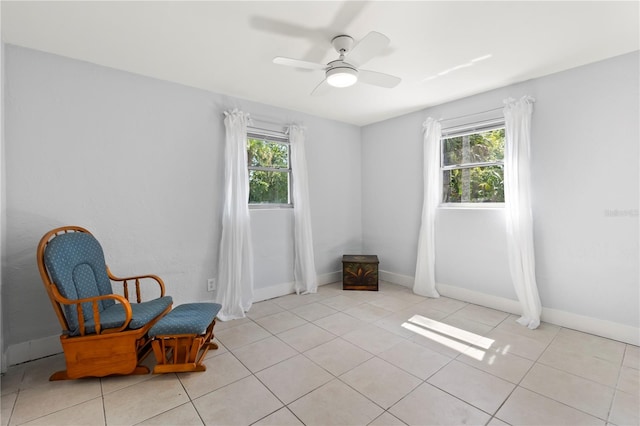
[{"left": 37, "top": 226, "right": 173, "bottom": 380}]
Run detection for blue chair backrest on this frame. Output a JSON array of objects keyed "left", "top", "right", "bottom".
[{"left": 43, "top": 231, "right": 115, "bottom": 332}]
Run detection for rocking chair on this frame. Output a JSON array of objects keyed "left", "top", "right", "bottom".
[{"left": 37, "top": 226, "right": 173, "bottom": 380}]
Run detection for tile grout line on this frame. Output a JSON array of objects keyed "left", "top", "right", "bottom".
[
  {"left": 489, "top": 324, "right": 579, "bottom": 424},
  {"left": 5, "top": 283, "right": 638, "bottom": 426},
  {"left": 271, "top": 287, "right": 426, "bottom": 425},
  {"left": 604, "top": 343, "right": 632, "bottom": 424},
  {"left": 517, "top": 330, "right": 620, "bottom": 424},
  {"left": 220, "top": 312, "right": 342, "bottom": 425}
]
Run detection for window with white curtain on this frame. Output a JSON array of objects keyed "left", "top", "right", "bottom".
[
  {"left": 247, "top": 129, "right": 292, "bottom": 208},
  {"left": 441, "top": 123, "right": 505, "bottom": 204}
]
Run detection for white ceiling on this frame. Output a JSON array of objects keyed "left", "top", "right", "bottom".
[{"left": 2, "top": 1, "right": 638, "bottom": 126}]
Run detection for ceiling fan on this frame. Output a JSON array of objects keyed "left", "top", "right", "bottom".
[{"left": 273, "top": 31, "right": 401, "bottom": 95}]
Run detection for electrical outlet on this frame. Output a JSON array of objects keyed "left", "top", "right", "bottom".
[{"left": 207, "top": 278, "right": 216, "bottom": 292}]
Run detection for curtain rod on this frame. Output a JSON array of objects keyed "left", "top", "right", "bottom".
[{"left": 439, "top": 106, "right": 503, "bottom": 123}]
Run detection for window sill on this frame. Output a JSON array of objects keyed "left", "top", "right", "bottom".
[
  {"left": 249, "top": 204, "right": 293, "bottom": 210},
  {"left": 439, "top": 203, "right": 505, "bottom": 210}
]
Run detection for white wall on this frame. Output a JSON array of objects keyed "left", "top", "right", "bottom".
[
  {"left": 1, "top": 39, "right": 7, "bottom": 372},
  {"left": 2, "top": 45, "right": 362, "bottom": 364},
  {"left": 3, "top": 44, "right": 638, "bottom": 365},
  {"left": 362, "top": 51, "right": 639, "bottom": 340}
]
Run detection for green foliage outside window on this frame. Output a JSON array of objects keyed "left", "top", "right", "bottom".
[
  {"left": 247, "top": 137, "right": 291, "bottom": 204},
  {"left": 442, "top": 128, "right": 505, "bottom": 203}
]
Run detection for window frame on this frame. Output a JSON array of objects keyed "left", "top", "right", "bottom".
[
  {"left": 440, "top": 120, "right": 506, "bottom": 207},
  {"left": 246, "top": 129, "right": 293, "bottom": 209}
]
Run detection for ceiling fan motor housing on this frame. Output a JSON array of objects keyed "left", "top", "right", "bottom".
[
  {"left": 331, "top": 35, "right": 354, "bottom": 54},
  {"left": 327, "top": 59, "right": 357, "bottom": 72}
]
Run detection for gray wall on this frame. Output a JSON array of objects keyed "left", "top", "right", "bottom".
[
  {"left": 1, "top": 38, "right": 6, "bottom": 369},
  {"left": 362, "top": 51, "right": 639, "bottom": 328},
  {"left": 2, "top": 45, "right": 362, "bottom": 359},
  {"left": 2, "top": 43, "right": 638, "bottom": 364}
]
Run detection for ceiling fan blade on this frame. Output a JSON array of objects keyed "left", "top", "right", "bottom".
[
  {"left": 273, "top": 57, "right": 326, "bottom": 71},
  {"left": 346, "top": 31, "right": 390, "bottom": 67},
  {"left": 358, "top": 69, "right": 401, "bottom": 88},
  {"left": 311, "top": 79, "right": 331, "bottom": 96},
  {"left": 251, "top": 16, "right": 315, "bottom": 40}
]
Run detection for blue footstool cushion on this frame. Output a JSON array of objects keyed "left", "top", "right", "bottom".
[{"left": 149, "top": 303, "right": 221, "bottom": 337}]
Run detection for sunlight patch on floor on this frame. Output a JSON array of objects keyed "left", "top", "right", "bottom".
[{"left": 402, "top": 315, "right": 495, "bottom": 361}]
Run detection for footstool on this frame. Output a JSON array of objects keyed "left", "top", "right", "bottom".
[{"left": 148, "top": 302, "right": 222, "bottom": 374}]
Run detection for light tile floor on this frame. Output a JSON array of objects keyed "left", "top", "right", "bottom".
[{"left": 2, "top": 282, "right": 639, "bottom": 426}]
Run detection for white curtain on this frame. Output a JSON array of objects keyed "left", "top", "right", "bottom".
[
  {"left": 289, "top": 125, "right": 318, "bottom": 294},
  {"left": 216, "top": 109, "right": 254, "bottom": 320},
  {"left": 503, "top": 96, "right": 542, "bottom": 329},
  {"left": 413, "top": 118, "right": 441, "bottom": 298}
]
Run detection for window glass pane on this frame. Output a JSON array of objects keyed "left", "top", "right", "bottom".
[
  {"left": 248, "top": 138, "right": 289, "bottom": 169},
  {"left": 442, "top": 128, "right": 505, "bottom": 166},
  {"left": 249, "top": 170, "right": 290, "bottom": 204},
  {"left": 442, "top": 165, "right": 504, "bottom": 203}
]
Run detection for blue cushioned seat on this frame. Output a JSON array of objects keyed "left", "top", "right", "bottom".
[
  {"left": 43, "top": 230, "right": 172, "bottom": 336},
  {"left": 81, "top": 296, "right": 173, "bottom": 336},
  {"left": 149, "top": 303, "right": 222, "bottom": 337}
]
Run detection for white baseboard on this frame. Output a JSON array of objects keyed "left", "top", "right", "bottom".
[
  {"left": 7, "top": 270, "right": 637, "bottom": 366},
  {"left": 252, "top": 281, "right": 296, "bottom": 303},
  {"left": 6, "top": 272, "right": 343, "bottom": 367},
  {"left": 436, "top": 282, "right": 523, "bottom": 316},
  {"left": 252, "top": 271, "right": 342, "bottom": 302},
  {"left": 318, "top": 271, "right": 342, "bottom": 286},
  {"left": 380, "top": 270, "right": 639, "bottom": 346},
  {"left": 6, "top": 334, "right": 62, "bottom": 366},
  {"left": 380, "top": 270, "right": 415, "bottom": 288},
  {"left": 540, "top": 307, "right": 639, "bottom": 346}
]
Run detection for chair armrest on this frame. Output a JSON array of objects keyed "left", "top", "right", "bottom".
[
  {"left": 50, "top": 285, "right": 132, "bottom": 335},
  {"left": 106, "top": 267, "right": 166, "bottom": 303}
]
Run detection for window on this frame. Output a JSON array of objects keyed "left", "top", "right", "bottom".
[
  {"left": 441, "top": 125, "right": 505, "bottom": 204},
  {"left": 247, "top": 130, "right": 292, "bottom": 207}
]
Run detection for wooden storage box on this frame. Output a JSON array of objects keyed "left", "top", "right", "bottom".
[{"left": 342, "top": 255, "right": 379, "bottom": 291}]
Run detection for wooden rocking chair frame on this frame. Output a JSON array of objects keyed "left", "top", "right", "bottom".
[{"left": 37, "top": 226, "right": 172, "bottom": 380}]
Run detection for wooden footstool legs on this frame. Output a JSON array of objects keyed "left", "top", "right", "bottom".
[{"left": 148, "top": 303, "right": 222, "bottom": 374}]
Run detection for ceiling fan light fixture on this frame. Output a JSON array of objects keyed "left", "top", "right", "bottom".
[{"left": 326, "top": 66, "right": 358, "bottom": 88}]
